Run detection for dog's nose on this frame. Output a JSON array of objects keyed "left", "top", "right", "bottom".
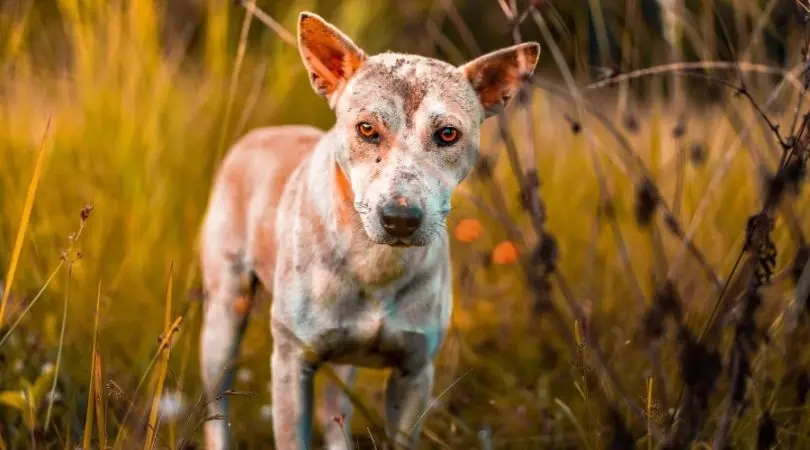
[{"left": 379, "top": 197, "right": 422, "bottom": 238}]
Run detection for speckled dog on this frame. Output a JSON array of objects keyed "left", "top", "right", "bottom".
[{"left": 199, "top": 11, "right": 539, "bottom": 450}]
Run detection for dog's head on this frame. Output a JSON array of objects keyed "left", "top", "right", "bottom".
[{"left": 297, "top": 12, "right": 540, "bottom": 247}]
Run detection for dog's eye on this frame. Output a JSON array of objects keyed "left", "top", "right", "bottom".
[
  {"left": 434, "top": 127, "right": 460, "bottom": 146},
  {"left": 357, "top": 122, "right": 379, "bottom": 143}
]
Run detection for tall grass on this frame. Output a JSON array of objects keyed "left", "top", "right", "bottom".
[{"left": 0, "top": 0, "right": 808, "bottom": 448}]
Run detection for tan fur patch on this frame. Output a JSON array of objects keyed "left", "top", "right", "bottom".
[{"left": 333, "top": 161, "right": 354, "bottom": 226}]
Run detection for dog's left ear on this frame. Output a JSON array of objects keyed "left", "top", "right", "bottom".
[
  {"left": 459, "top": 42, "right": 540, "bottom": 118},
  {"left": 298, "top": 12, "right": 367, "bottom": 107}
]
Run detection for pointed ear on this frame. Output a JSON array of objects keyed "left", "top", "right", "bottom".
[
  {"left": 297, "top": 12, "right": 367, "bottom": 106},
  {"left": 459, "top": 42, "right": 540, "bottom": 118}
]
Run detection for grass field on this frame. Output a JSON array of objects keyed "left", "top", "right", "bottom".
[{"left": 1, "top": 0, "right": 809, "bottom": 449}]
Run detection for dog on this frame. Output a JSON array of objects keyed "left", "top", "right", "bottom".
[{"left": 199, "top": 11, "right": 539, "bottom": 450}]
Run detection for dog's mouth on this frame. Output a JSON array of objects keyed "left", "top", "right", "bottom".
[{"left": 383, "top": 236, "right": 434, "bottom": 248}]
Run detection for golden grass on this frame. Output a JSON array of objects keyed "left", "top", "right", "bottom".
[
  {"left": 0, "top": 115, "right": 51, "bottom": 328},
  {"left": 0, "top": 0, "right": 809, "bottom": 448},
  {"left": 83, "top": 281, "right": 105, "bottom": 448},
  {"left": 92, "top": 350, "right": 107, "bottom": 447},
  {"left": 144, "top": 268, "right": 174, "bottom": 450}
]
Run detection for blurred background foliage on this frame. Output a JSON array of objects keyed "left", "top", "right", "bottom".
[{"left": 1, "top": 0, "right": 809, "bottom": 449}]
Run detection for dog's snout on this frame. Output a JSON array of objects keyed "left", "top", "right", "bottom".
[{"left": 379, "top": 197, "right": 422, "bottom": 238}]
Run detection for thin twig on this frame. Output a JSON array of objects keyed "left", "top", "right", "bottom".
[
  {"left": 585, "top": 61, "right": 805, "bottom": 92},
  {"left": 233, "top": 0, "right": 295, "bottom": 45}
]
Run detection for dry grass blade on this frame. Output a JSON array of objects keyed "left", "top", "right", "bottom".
[
  {"left": 94, "top": 282, "right": 106, "bottom": 446},
  {"left": 585, "top": 61, "right": 805, "bottom": 91},
  {"left": 25, "top": 383, "right": 36, "bottom": 446},
  {"left": 83, "top": 282, "right": 103, "bottom": 448},
  {"left": 215, "top": 0, "right": 255, "bottom": 164},
  {"left": 93, "top": 350, "right": 107, "bottom": 449},
  {"left": 144, "top": 266, "right": 174, "bottom": 450},
  {"left": 82, "top": 351, "right": 96, "bottom": 448},
  {"left": 233, "top": 0, "right": 341, "bottom": 90},
  {"left": 171, "top": 299, "right": 199, "bottom": 446},
  {"left": 555, "top": 398, "right": 592, "bottom": 450},
  {"left": 0, "top": 114, "right": 52, "bottom": 328},
  {"left": 111, "top": 315, "right": 182, "bottom": 449},
  {"left": 440, "top": 0, "right": 481, "bottom": 56},
  {"left": 647, "top": 377, "right": 654, "bottom": 450},
  {"left": 367, "top": 427, "right": 378, "bottom": 450},
  {"left": 409, "top": 369, "right": 472, "bottom": 435},
  {"left": 798, "top": 259, "right": 810, "bottom": 312},
  {"left": 235, "top": 0, "right": 295, "bottom": 46}
]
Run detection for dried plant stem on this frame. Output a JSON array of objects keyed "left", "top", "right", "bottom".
[
  {"left": 44, "top": 262, "right": 73, "bottom": 431},
  {"left": 0, "top": 207, "right": 90, "bottom": 348},
  {"left": 493, "top": 102, "right": 663, "bottom": 446},
  {"left": 647, "top": 376, "right": 654, "bottom": 450},
  {"left": 555, "top": 273, "right": 665, "bottom": 441},
  {"left": 532, "top": 80, "right": 723, "bottom": 291},
  {"left": 585, "top": 61, "right": 806, "bottom": 92},
  {"left": 92, "top": 351, "right": 106, "bottom": 448},
  {"left": 440, "top": 0, "right": 480, "bottom": 56},
  {"left": 520, "top": 8, "right": 667, "bottom": 443},
  {"left": 712, "top": 346, "right": 744, "bottom": 449},
  {"left": 409, "top": 369, "right": 472, "bottom": 435},
  {"left": 82, "top": 282, "right": 104, "bottom": 448},
  {"left": 144, "top": 267, "right": 175, "bottom": 450},
  {"left": 233, "top": 0, "right": 295, "bottom": 45},
  {"left": 667, "top": 60, "right": 808, "bottom": 279},
  {"left": 111, "top": 315, "right": 183, "bottom": 450},
  {"left": 214, "top": 0, "right": 254, "bottom": 165},
  {"left": 0, "top": 262, "right": 64, "bottom": 347}
]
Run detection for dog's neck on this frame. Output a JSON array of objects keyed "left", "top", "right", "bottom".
[{"left": 304, "top": 128, "right": 444, "bottom": 287}]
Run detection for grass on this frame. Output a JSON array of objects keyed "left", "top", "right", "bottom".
[{"left": 1, "top": 0, "right": 809, "bottom": 449}]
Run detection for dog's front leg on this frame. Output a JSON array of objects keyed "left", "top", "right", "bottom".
[
  {"left": 317, "top": 364, "right": 358, "bottom": 450},
  {"left": 271, "top": 342, "right": 316, "bottom": 450},
  {"left": 384, "top": 362, "right": 434, "bottom": 449}
]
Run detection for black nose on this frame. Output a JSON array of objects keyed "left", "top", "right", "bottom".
[{"left": 379, "top": 199, "right": 423, "bottom": 238}]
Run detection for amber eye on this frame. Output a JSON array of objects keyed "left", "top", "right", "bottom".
[
  {"left": 435, "top": 127, "right": 460, "bottom": 146},
  {"left": 357, "top": 122, "right": 379, "bottom": 143}
]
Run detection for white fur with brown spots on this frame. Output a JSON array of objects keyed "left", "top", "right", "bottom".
[{"left": 199, "top": 11, "right": 539, "bottom": 450}]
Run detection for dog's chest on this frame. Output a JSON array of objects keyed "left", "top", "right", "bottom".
[
  {"left": 309, "top": 284, "right": 439, "bottom": 369},
  {"left": 298, "top": 245, "right": 446, "bottom": 369}
]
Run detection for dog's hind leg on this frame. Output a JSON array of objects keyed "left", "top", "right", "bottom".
[
  {"left": 317, "top": 364, "right": 358, "bottom": 449},
  {"left": 200, "top": 256, "right": 256, "bottom": 450}
]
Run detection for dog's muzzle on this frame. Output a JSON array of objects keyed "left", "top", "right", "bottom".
[{"left": 379, "top": 196, "right": 422, "bottom": 239}]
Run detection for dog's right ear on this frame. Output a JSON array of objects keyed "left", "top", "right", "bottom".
[{"left": 298, "top": 12, "right": 367, "bottom": 107}]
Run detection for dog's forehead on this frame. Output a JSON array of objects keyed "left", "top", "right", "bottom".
[
  {"left": 341, "top": 52, "right": 479, "bottom": 120},
  {"left": 364, "top": 52, "right": 459, "bottom": 80}
]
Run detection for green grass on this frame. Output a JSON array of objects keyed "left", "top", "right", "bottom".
[{"left": 1, "top": 0, "right": 809, "bottom": 449}]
